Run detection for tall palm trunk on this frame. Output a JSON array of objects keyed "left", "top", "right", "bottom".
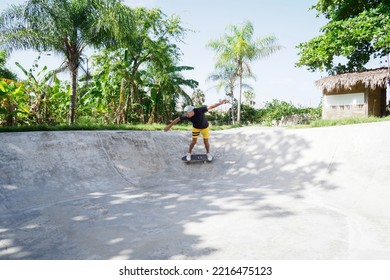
[
  {"left": 229, "top": 88, "right": 235, "bottom": 125},
  {"left": 121, "top": 60, "right": 140, "bottom": 124},
  {"left": 238, "top": 74, "right": 243, "bottom": 124},
  {"left": 69, "top": 65, "right": 78, "bottom": 125},
  {"left": 67, "top": 39, "right": 80, "bottom": 125},
  {"left": 123, "top": 78, "right": 135, "bottom": 123},
  {"left": 115, "top": 78, "right": 126, "bottom": 124},
  {"left": 237, "top": 62, "right": 243, "bottom": 124}
]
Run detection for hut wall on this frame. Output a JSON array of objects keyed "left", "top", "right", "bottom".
[
  {"left": 322, "top": 83, "right": 387, "bottom": 119},
  {"left": 367, "top": 87, "right": 387, "bottom": 116},
  {"left": 322, "top": 102, "right": 367, "bottom": 119},
  {"left": 322, "top": 85, "right": 367, "bottom": 119}
]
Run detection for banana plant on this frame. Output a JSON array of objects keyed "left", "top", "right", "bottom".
[
  {"left": 15, "top": 61, "right": 64, "bottom": 124},
  {"left": 0, "top": 79, "right": 26, "bottom": 126}
]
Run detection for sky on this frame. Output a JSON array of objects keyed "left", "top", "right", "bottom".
[{"left": 2, "top": 0, "right": 381, "bottom": 108}]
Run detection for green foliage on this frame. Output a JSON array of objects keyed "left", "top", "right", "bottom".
[
  {"left": 0, "top": 79, "right": 27, "bottom": 125},
  {"left": 240, "top": 104, "right": 261, "bottom": 124},
  {"left": 260, "top": 100, "right": 298, "bottom": 122},
  {"left": 308, "top": 115, "right": 390, "bottom": 127},
  {"left": 207, "top": 110, "right": 228, "bottom": 126},
  {"left": 15, "top": 59, "right": 70, "bottom": 125},
  {"left": 1, "top": 2, "right": 196, "bottom": 127},
  {"left": 88, "top": 7, "right": 192, "bottom": 125},
  {"left": 0, "top": 0, "right": 135, "bottom": 124},
  {"left": 296, "top": 0, "right": 389, "bottom": 74},
  {"left": 208, "top": 99, "right": 321, "bottom": 126},
  {"left": 0, "top": 51, "right": 17, "bottom": 80},
  {"left": 89, "top": 47, "right": 197, "bottom": 125},
  {"left": 259, "top": 99, "right": 321, "bottom": 125}
]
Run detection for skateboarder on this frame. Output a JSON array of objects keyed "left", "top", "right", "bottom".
[{"left": 164, "top": 99, "right": 228, "bottom": 161}]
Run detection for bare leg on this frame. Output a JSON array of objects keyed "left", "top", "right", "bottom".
[
  {"left": 188, "top": 138, "right": 198, "bottom": 153},
  {"left": 203, "top": 138, "right": 210, "bottom": 153}
]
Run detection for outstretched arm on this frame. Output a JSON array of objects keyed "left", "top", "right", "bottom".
[
  {"left": 207, "top": 99, "right": 228, "bottom": 111},
  {"left": 164, "top": 117, "right": 181, "bottom": 132}
]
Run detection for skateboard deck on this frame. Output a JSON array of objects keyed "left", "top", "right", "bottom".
[{"left": 181, "top": 154, "right": 212, "bottom": 163}]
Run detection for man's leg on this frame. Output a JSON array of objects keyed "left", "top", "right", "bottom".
[
  {"left": 201, "top": 127, "right": 210, "bottom": 153},
  {"left": 203, "top": 138, "right": 210, "bottom": 153},
  {"left": 189, "top": 137, "right": 197, "bottom": 153},
  {"left": 189, "top": 128, "right": 201, "bottom": 153}
]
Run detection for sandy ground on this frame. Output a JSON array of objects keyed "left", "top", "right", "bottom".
[{"left": 1, "top": 122, "right": 390, "bottom": 259}]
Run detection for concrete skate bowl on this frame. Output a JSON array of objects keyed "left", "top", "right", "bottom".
[{"left": 1, "top": 122, "right": 390, "bottom": 259}]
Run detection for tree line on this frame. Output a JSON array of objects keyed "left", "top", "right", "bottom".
[
  {"left": 1, "top": 0, "right": 198, "bottom": 126},
  {"left": 1, "top": 0, "right": 388, "bottom": 127}
]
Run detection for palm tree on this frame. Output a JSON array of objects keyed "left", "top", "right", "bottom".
[
  {"left": 207, "top": 63, "right": 254, "bottom": 125},
  {"left": 0, "top": 0, "right": 127, "bottom": 124},
  {"left": 208, "top": 21, "right": 282, "bottom": 123},
  {"left": 0, "top": 50, "right": 17, "bottom": 80},
  {"left": 191, "top": 88, "right": 205, "bottom": 107},
  {"left": 95, "top": 7, "right": 187, "bottom": 124},
  {"left": 243, "top": 90, "right": 256, "bottom": 107},
  {"left": 144, "top": 64, "right": 197, "bottom": 124},
  {"left": 207, "top": 63, "right": 238, "bottom": 124}
]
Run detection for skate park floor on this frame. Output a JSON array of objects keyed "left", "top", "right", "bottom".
[{"left": 1, "top": 122, "right": 390, "bottom": 259}]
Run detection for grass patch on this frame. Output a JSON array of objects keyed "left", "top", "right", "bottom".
[
  {"left": 307, "top": 116, "right": 390, "bottom": 128},
  {"left": 1, "top": 117, "right": 389, "bottom": 132},
  {"left": 0, "top": 123, "right": 166, "bottom": 133},
  {"left": 0, "top": 122, "right": 240, "bottom": 133},
  {"left": 289, "top": 116, "right": 390, "bottom": 128}
]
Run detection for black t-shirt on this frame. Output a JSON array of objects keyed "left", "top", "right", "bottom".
[{"left": 180, "top": 106, "right": 209, "bottom": 129}]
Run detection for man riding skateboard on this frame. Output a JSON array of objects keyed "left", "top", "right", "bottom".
[{"left": 164, "top": 99, "right": 228, "bottom": 161}]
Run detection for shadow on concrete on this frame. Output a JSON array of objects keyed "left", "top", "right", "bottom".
[{"left": 1, "top": 127, "right": 342, "bottom": 259}]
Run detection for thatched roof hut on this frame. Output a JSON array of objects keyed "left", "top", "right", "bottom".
[
  {"left": 316, "top": 67, "right": 389, "bottom": 119},
  {"left": 316, "top": 67, "right": 389, "bottom": 93}
]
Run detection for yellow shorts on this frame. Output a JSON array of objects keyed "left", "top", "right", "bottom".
[{"left": 192, "top": 127, "right": 210, "bottom": 139}]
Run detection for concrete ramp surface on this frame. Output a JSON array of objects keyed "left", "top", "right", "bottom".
[{"left": 1, "top": 122, "right": 390, "bottom": 259}]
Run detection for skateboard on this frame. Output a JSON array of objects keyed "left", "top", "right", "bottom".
[{"left": 181, "top": 154, "right": 212, "bottom": 163}]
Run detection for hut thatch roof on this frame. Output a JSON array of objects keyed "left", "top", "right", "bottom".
[{"left": 315, "top": 67, "right": 389, "bottom": 92}]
